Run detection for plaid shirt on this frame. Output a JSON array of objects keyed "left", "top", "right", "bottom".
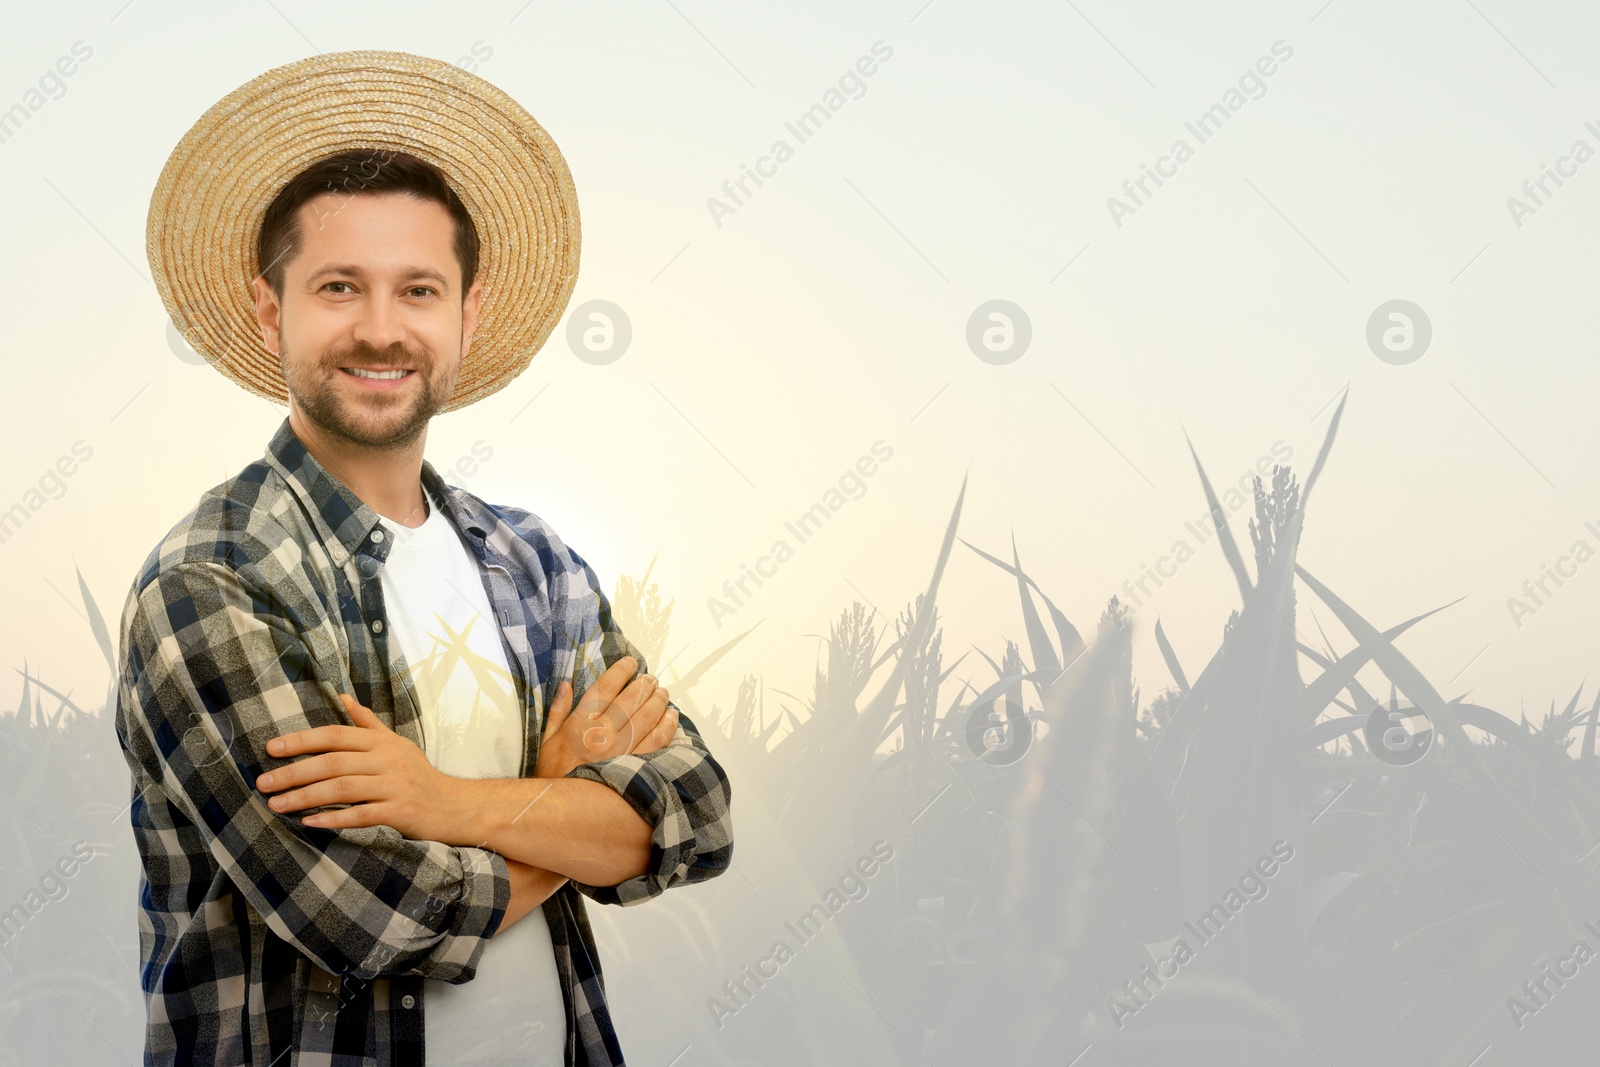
[{"left": 114, "top": 416, "right": 734, "bottom": 1066}]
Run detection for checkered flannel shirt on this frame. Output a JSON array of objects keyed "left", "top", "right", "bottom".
[{"left": 114, "top": 416, "right": 734, "bottom": 1066}]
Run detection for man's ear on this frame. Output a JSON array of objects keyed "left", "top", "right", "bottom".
[
  {"left": 251, "top": 275, "right": 283, "bottom": 354},
  {"left": 460, "top": 277, "right": 484, "bottom": 359}
]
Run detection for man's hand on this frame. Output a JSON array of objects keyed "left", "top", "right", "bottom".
[
  {"left": 256, "top": 694, "right": 469, "bottom": 840},
  {"left": 534, "top": 655, "right": 677, "bottom": 780}
]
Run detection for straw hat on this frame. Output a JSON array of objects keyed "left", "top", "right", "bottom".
[{"left": 146, "top": 49, "right": 580, "bottom": 413}]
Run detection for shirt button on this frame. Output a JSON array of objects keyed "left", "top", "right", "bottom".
[
  {"left": 400, "top": 994, "right": 415, "bottom": 1009},
  {"left": 371, "top": 619, "right": 385, "bottom": 634},
  {"left": 371, "top": 529, "right": 386, "bottom": 543}
]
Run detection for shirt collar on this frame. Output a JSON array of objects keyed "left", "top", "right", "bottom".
[{"left": 263, "top": 416, "right": 488, "bottom": 564}]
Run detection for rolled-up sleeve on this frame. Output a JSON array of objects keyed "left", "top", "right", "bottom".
[
  {"left": 117, "top": 560, "right": 510, "bottom": 982},
  {"left": 563, "top": 708, "right": 734, "bottom": 905},
  {"left": 561, "top": 554, "right": 734, "bottom": 906}
]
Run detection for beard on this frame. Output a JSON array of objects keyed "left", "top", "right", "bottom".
[{"left": 281, "top": 337, "right": 455, "bottom": 451}]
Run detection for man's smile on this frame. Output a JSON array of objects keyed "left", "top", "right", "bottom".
[{"left": 340, "top": 366, "right": 416, "bottom": 390}]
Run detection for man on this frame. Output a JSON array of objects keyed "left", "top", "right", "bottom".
[{"left": 116, "top": 51, "right": 733, "bottom": 1066}]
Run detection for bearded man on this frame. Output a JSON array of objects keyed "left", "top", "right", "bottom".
[{"left": 116, "top": 50, "right": 733, "bottom": 1067}]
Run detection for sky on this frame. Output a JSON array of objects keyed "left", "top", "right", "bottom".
[{"left": 4, "top": 0, "right": 1599, "bottom": 733}]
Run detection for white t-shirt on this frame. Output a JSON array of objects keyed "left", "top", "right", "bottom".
[{"left": 377, "top": 483, "right": 567, "bottom": 1064}]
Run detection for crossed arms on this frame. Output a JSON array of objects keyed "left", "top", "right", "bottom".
[
  {"left": 254, "top": 655, "right": 687, "bottom": 922},
  {"left": 116, "top": 554, "right": 734, "bottom": 984}
]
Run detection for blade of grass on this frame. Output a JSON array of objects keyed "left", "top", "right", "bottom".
[
  {"left": 1184, "top": 431, "right": 1253, "bottom": 602},
  {"left": 1153, "top": 617, "right": 1189, "bottom": 693}
]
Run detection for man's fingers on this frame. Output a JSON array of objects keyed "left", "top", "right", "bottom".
[
  {"left": 623, "top": 686, "right": 671, "bottom": 750},
  {"left": 630, "top": 697, "right": 679, "bottom": 755},
  {"left": 340, "top": 694, "right": 394, "bottom": 734},
  {"left": 576, "top": 655, "right": 643, "bottom": 721},
  {"left": 258, "top": 751, "right": 366, "bottom": 794},
  {"left": 267, "top": 723, "right": 368, "bottom": 758},
  {"left": 615, "top": 672, "right": 659, "bottom": 717},
  {"left": 591, "top": 670, "right": 659, "bottom": 741}
]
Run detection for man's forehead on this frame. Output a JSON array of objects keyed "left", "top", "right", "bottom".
[
  {"left": 294, "top": 189, "right": 453, "bottom": 232},
  {"left": 287, "top": 192, "right": 459, "bottom": 281}
]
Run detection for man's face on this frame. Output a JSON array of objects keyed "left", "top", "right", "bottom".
[{"left": 252, "top": 191, "right": 483, "bottom": 451}]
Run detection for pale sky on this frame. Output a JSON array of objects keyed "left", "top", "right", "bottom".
[{"left": 4, "top": 0, "right": 1599, "bottom": 732}]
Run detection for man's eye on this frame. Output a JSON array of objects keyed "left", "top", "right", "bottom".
[
  {"left": 408, "top": 287, "right": 435, "bottom": 298},
  {"left": 323, "top": 282, "right": 353, "bottom": 293}
]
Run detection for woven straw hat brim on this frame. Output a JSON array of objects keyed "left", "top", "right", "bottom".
[{"left": 146, "top": 49, "right": 580, "bottom": 413}]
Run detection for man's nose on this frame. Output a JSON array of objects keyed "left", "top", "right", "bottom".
[{"left": 351, "top": 293, "right": 405, "bottom": 355}]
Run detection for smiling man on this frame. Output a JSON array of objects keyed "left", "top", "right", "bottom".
[{"left": 116, "top": 51, "right": 733, "bottom": 1067}]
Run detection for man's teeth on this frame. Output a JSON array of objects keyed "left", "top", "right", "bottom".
[{"left": 346, "top": 368, "right": 411, "bottom": 380}]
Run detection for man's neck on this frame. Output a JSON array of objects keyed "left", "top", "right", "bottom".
[{"left": 287, "top": 407, "right": 431, "bottom": 528}]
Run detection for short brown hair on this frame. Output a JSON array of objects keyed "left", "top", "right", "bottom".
[{"left": 255, "top": 149, "right": 480, "bottom": 299}]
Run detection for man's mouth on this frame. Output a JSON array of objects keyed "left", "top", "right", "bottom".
[{"left": 342, "top": 367, "right": 414, "bottom": 380}]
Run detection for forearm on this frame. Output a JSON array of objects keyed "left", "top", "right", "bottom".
[
  {"left": 497, "top": 858, "right": 568, "bottom": 934},
  {"left": 448, "top": 776, "right": 652, "bottom": 888}
]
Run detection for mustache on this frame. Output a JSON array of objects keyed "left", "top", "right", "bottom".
[{"left": 325, "top": 344, "right": 430, "bottom": 370}]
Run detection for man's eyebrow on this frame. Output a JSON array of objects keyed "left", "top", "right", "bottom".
[{"left": 305, "top": 264, "right": 453, "bottom": 290}]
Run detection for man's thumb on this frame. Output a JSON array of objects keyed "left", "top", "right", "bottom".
[
  {"left": 341, "top": 693, "right": 385, "bottom": 729},
  {"left": 543, "top": 679, "right": 572, "bottom": 736}
]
